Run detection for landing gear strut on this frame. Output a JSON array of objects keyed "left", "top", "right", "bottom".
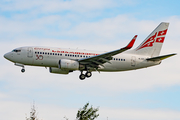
[{"left": 79, "top": 71, "right": 92, "bottom": 80}]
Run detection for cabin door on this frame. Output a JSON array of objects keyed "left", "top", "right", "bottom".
[
  {"left": 27, "top": 47, "right": 33, "bottom": 58},
  {"left": 131, "top": 56, "right": 136, "bottom": 67}
]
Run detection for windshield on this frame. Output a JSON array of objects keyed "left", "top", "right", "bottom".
[{"left": 12, "top": 49, "right": 21, "bottom": 52}]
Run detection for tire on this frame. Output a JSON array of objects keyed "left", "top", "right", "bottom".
[
  {"left": 79, "top": 74, "right": 86, "bottom": 80},
  {"left": 85, "top": 72, "right": 92, "bottom": 78},
  {"left": 21, "top": 68, "right": 25, "bottom": 73}
]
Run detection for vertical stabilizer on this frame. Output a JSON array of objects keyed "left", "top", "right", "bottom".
[{"left": 134, "top": 22, "right": 169, "bottom": 57}]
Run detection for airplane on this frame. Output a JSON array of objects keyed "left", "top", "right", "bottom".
[{"left": 4, "top": 22, "right": 176, "bottom": 80}]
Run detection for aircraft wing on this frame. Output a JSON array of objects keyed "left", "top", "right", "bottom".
[{"left": 78, "top": 35, "right": 137, "bottom": 68}]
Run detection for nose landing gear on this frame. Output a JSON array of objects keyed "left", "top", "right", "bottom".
[
  {"left": 14, "top": 63, "right": 25, "bottom": 73},
  {"left": 21, "top": 68, "right": 25, "bottom": 73},
  {"left": 79, "top": 71, "right": 92, "bottom": 80}
]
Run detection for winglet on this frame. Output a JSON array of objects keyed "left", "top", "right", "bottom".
[{"left": 124, "top": 35, "right": 137, "bottom": 49}]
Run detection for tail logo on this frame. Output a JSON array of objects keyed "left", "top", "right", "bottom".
[
  {"left": 137, "top": 32, "right": 157, "bottom": 50},
  {"left": 158, "top": 29, "right": 167, "bottom": 36},
  {"left": 156, "top": 37, "right": 165, "bottom": 43},
  {"left": 137, "top": 29, "right": 168, "bottom": 50}
]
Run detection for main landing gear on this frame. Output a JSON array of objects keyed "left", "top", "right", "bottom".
[{"left": 79, "top": 71, "right": 92, "bottom": 80}]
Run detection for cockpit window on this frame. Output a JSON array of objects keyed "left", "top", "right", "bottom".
[{"left": 12, "top": 49, "right": 21, "bottom": 52}]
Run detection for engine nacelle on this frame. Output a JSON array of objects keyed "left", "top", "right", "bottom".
[
  {"left": 49, "top": 67, "right": 69, "bottom": 74},
  {"left": 59, "top": 59, "right": 79, "bottom": 70}
]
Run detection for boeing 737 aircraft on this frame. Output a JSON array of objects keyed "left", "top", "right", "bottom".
[{"left": 4, "top": 22, "right": 176, "bottom": 80}]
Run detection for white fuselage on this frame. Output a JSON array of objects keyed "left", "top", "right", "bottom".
[
  {"left": 4, "top": 22, "right": 174, "bottom": 80},
  {"left": 4, "top": 46, "right": 161, "bottom": 72}
]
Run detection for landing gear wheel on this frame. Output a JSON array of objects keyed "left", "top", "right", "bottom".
[
  {"left": 79, "top": 74, "right": 86, "bottom": 80},
  {"left": 21, "top": 68, "right": 25, "bottom": 73},
  {"left": 85, "top": 72, "right": 92, "bottom": 78}
]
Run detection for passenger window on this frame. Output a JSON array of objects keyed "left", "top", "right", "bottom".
[
  {"left": 65, "top": 54, "right": 67, "bottom": 56},
  {"left": 60, "top": 54, "right": 62, "bottom": 56},
  {"left": 45, "top": 52, "right": 47, "bottom": 55},
  {"left": 48, "top": 53, "right": 49, "bottom": 55},
  {"left": 40, "top": 52, "right": 42, "bottom": 54},
  {"left": 43, "top": 52, "right": 44, "bottom": 54},
  {"left": 116, "top": 58, "right": 118, "bottom": 60},
  {"left": 38, "top": 52, "right": 39, "bottom": 54},
  {"left": 50, "top": 53, "right": 52, "bottom": 55},
  {"left": 55, "top": 53, "right": 57, "bottom": 55},
  {"left": 114, "top": 58, "right": 115, "bottom": 60},
  {"left": 75, "top": 55, "right": 76, "bottom": 57},
  {"left": 53, "top": 53, "right": 54, "bottom": 55}
]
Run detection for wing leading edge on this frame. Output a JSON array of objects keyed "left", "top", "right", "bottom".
[{"left": 78, "top": 35, "right": 137, "bottom": 68}]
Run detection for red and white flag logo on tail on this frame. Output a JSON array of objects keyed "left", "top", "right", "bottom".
[
  {"left": 158, "top": 29, "right": 167, "bottom": 36},
  {"left": 156, "top": 37, "right": 165, "bottom": 43},
  {"left": 137, "top": 32, "right": 157, "bottom": 50}
]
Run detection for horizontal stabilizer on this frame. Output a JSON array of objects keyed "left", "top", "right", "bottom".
[{"left": 146, "top": 53, "right": 177, "bottom": 61}]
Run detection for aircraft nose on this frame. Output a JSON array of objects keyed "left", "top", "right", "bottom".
[{"left": 4, "top": 52, "right": 11, "bottom": 60}]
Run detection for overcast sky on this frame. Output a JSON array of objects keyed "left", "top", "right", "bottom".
[{"left": 0, "top": 0, "right": 180, "bottom": 120}]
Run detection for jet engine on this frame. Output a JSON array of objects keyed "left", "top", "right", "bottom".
[
  {"left": 49, "top": 67, "right": 69, "bottom": 74},
  {"left": 58, "top": 59, "right": 79, "bottom": 70}
]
